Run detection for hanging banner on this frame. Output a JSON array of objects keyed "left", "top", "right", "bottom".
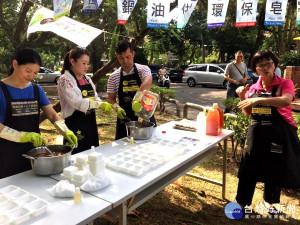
[
  {"left": 207, "top": 0, "right": 229, "bottom": 28},
  {"left": 27, "top": 7, "right": 103, "bottom": 47},
  {"left": 53, "top": 0, "right": 73, "bottom": 20},
  {"left": 147, "top": 0, "right": 171, "bottom": 28},
  {"left": 117, "top": 0, "right": 138, "bottom": 25},
  {"left": 297, "top": 0, "right": 300, "bottom": 25},
  {"left": 235, "top": 0, "right": 258, "bottom": 27},
  {"left": 82, "top": 0, "right": 103, "bottom": 14},
  {"left": 177, "top": 0, "right": 198, "bottom": 28},
  {"left": 264, "top": 0, "right": 288, "bottom": 26}
]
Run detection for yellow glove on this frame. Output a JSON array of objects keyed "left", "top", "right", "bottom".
[
  {"left": 113, "top": 103, "right": 126, "bottom": 119},
  {"left": 20, "top": 132, "right": 46, "bottom": 147},
  {"left": 54, "top": 120, "right": 78, "bottom": 147},
  {"left": 64, "top": 130, "right": 78, "bottom": 148},
  {"left": 132, "top": 100, "right": 142, "bottom": 115},
  {"left": 0, "top": 126, "right": 45, "bottom": 147},
  {"left": 99, "top": 102, "right": 113, "bottom": 115}
]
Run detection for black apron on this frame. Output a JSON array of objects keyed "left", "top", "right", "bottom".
[
  {"left": 238, "top": 86, "right": 300, "bottom": 188},
  {"left": 116, "top": 65, "right": 156, "bottom": 140},
  {"left": 64, "top": 71, "right": 99, "bottom": 154},
  {"left": 0, "top": 82, "right": 40, "bottom": 178}
]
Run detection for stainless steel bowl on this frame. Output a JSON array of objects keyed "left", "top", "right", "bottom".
[
  {"left": 125, "top": 121, "right": 154, "bottom": 140},
  {"left": 22, "top": 145, "right": 73, "bottom": 176}
]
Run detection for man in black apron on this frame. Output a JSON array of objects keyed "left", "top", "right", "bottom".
[
  {"left": 0, "top": 82, "right": 41, "bottom": 178},
  {"left": 64, "top": 70, "right": 99, "bottom": 154},
  {"left": 107, "top": 40, "right": 156, "bottom": 140},
  {"left": 236, "top": 86, "right": 300, "bottom": 207}
]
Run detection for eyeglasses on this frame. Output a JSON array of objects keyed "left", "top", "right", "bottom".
[{"left": 256, "top": 62, "right": 274, "bottom": 69}]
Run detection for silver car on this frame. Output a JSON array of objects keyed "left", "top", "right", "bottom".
[
  {"left": 33, "top": 67, "right": 61, "bottom": 84},
  {"left": 183, "top": 64, "right": 227, "bottom": 88}
]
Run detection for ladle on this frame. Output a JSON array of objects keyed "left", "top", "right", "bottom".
[{"left": 43, "top": 144, "right": 55, "bottom": 156}]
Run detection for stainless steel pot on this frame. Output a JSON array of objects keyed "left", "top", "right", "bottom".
[
  {"left": 22, "top": 145, "right": 74, "bottom": 176},
  {"left": 125, "top": 121, "right": 154, "bottom": 140}
]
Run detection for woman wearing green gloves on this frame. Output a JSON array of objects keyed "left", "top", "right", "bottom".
[
  {"left": 0, "top": 48, "right": 77, "bottom": 179},
  {"left": 58, "top": 46, "right": 112, "bottom": 154}
]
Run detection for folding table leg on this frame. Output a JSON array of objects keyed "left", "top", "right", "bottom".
[{"left": 119, "top": 202, "right": 127, "bottom": 225}]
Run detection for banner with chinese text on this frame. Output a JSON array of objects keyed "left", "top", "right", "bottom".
[
  {"left": 235, "top": 0, "right": 258, "bottom": 27},
  {"left": 177, "top": 0, "right": 198, "bottom": 28},
  {"left": 82, "top": 0, "right": 103, "bottom": 14},
  {"left": 53, "top": 0, "right": 73, "bottom": 20},
  {"left": 297, "top": 0, "right": 300, "bottom": 25},
  {"left": 118, "top": 0, "right": 138, "bottom": 25},
  {"left": 207, "top": 0, "right": 229, "bottom": 28},
  {"left": 27, "top": 7, "right": 103, "bottom": 47},
  {"left": 147, "top": 0, "right": 171, "bottom": 28},
  {"left": 264, "top": 0, "right": 288, "bottom": 26}
]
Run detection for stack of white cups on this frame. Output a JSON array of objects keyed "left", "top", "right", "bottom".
[
  {"left": 74, "top": 154, "right": 88, "bottom": 170},
  {"left": 88, "top": 152, "right": 105, "bottom": 176}
]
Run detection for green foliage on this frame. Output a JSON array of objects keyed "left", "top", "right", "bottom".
[
  {"left": 279, "top": 51, "right": 300, "bottom": 70},
  {"left": 134, "top": 48, "right": 148, "bottom": 65},
  {"left": 205, "top": 52, "right": 219, "bottom": 63},
  {"left": 293, "top": 113, "right": 300, "bottom": 139},
  {"left": 222, "top": 98, "right": 240, "bottom": 114},
  {"left": 150, "top": 85, "right": 176, "bottom": 112},
  {"left": 109, "top": 26, "right": 120, "bottom": 60},
  {"left": 96, "top": 77, "right": 108, "bottom": 92}
]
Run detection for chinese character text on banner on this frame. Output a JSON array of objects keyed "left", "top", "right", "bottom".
[
  {"left": 177, "top": 0, "right": 198, "bottom": 29},
  {"left": 53, "top": 0, "right": 73, "bottom": 20},
  {"left": 118, "top": 0, "right": 138, "bottom": 25},
  {"left": 147, "top": 0, "right": 171, "bottom": 28},
  {"left": 82, "top": 0, "right": 103, "bottom": 14},
  {"left": 235, "top": 0, "right": 258, "bottom": 27},
  {"left": 207, "top": 0, "right": 229, "bottom": 28},
  {"left": 27, "top": 7, "right": 103, "bottom": 47},
  {"left": 264, "top": 0, "right": 288, "bottom": 26}
]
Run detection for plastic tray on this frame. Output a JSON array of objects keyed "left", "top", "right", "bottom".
[{"left": 106, "top": 139, "right": 188, "bottom": 176}]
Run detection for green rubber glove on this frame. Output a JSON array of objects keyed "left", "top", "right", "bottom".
[
  {"left": 132, "top": 100, "right": 142, "bottom": 115},
  {"left": 20, "top": 132, "right": 46, "bottom": 147},
  {"left": 99, "top": 102, "right": 113, "bottom": 115},
  {"left": 117, "top": 107, "right": 126, "bottom": 119},
  {"left": 64, "top": 130, "right": 78, "bottom": 148}
]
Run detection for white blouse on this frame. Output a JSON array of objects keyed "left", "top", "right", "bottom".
[{"left": 57, "top": 70, "right": 101, "bottom": 119}]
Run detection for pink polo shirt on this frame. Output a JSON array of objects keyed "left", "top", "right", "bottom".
[{"left": 247, "top": 75, "right": 296, "bottom": 127}]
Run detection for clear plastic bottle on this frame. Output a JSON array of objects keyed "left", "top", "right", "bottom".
[
  {"left": 137, "top": 90, "right": 159, "bottom": 121},
  {"left": 130, "top": 137, "right": 135, "bottom": 146},
  {"left": 74, "top": 187, "right": 81, "bottom": 203},
  {"left": 196, "top": 109, "right": 206, "bottom": 136},
  {"left": 206, "top": 103, "right": 220, "bottom": 136}
]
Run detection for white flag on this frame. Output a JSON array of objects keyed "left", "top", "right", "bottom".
[
  {"left": 235, "top": 0, "right": 258, "bottom": 27},
  {"left": 177, "top": 0, "right": 198, "bottom": 28},
  {"left": 82, "top": 0, "right": 103, "bottom": 14},
  {"left": 27, "top": 7, "right": 103, "bottom": 47},
  {"left": 147, "top": 0, "right": 171, "bottom": 28},
  {"left": 297, "top": 0, "right": 300, "bottom": 25},
  {"left": 117, "top": 0, "right": 138, "bottom": 25},
  {"left": 53, "top": 0, "right": 73, "bottom": 20},
  {"left": 207, "top": 0, "right": 229, "bottom": 28},
  {"left": 264, "top": 0, "right": 288, "bottom": 26}
]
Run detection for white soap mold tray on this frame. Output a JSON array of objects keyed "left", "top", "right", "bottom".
[
  {"left": 0, "top": 185, "right": 49, "bottom": 225},
  {"left": 106, "top": 139, "right": 188, "bottom": 176}
]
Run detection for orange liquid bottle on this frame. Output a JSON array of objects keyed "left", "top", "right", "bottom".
[
  {"left": 206, "top": 103, "right": 220, "bottom": 136},
  {"left": 215, "top": 103, "right": 224, "bottom": 133}
]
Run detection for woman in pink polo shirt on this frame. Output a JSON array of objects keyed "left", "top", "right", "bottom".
[{"left": 235, "top": 50, "right": 300, "bottom": 213}]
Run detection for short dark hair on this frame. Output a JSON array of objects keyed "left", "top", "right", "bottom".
[
  {"left": 251, "top": 50, "right": 279, "bottom": 73},
  {"left": 61, "top": 46, "right": 90, "bottom": 74},
  {"left": 115, "top": 40, "right": 133, "bottom": 54},
  {"left": 235, "top": 50, "right": 244, "bottom": 56},
  {"left": 10, "top": 48, "right": 42, "bottom": 75}
]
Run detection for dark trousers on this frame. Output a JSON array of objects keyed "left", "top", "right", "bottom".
[
  {"left": 236, "top": 176, "right": 281, "bottom": 206},
  {"left": 224, "top": 83, "right": 239, "bottom": 113}
]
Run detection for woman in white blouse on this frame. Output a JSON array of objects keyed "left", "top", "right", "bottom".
[{"left": 57, "top": 47, "right": 112, "bottom": 154}]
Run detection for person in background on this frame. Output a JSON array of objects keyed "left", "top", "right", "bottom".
[
  {"left": 57, "top": 46, "right": 112, "bottom": 154},
  {"left": 224, "top": 50, "right": 248, "bottom": 113},
  {"left": 107, "top": 40, "right": 156, "bottom": 140},
  {"left": 0, "top": 48, "right": 77, "bottom": 178},
  {"left": 235, "top": 50, "right": 300, "bottom": 213},
  {"left": 158, "top": 64, "right": 168, "bottom": 84}
]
